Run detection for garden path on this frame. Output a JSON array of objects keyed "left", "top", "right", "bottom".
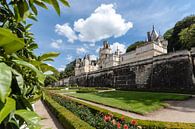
[
  {"left": 68, "top": 96, "right": 195, "bottom": 123},
  {"left": 34, "top": 100, "right": 64, "bottom": 129}
]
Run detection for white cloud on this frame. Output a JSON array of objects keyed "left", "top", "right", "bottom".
[
  {"left": 76, "top": 47, "right": 87, "bottom": 54},
  {"left": 89, "top": 43, "right": 95, "bottom": 47},
  {"left": 55, "top": 23, "right": 78, "bottom": 43},
  {"left": 56, "top": 4, "right": 133, "bottom": 43},
  {"left": 110, "top": 42, "right": 126, "bottom": 54},
  {"left": 74, "top": 4, "right": 133, "bottom": 42},
  {"left": 57, "top": 65, "right": 66, "bottom": 72},
  {"left": 66, "top": 55, "right": 73, "bottom": 62},
  {"left": 90, "top": 55, "right": 97, "bottom": 60},
  {"left": 51, "top": 39, "right": 63, "bottom": 49}
]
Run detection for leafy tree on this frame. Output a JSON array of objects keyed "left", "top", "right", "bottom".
[
  {"left": 126, "top": 41, "right": 145, "bottom": 53},
  {"left": 163, "top": 15, "right": 195, "bottom": 52},
  {"left": 0, "top": 0, "right": 69, "bottom": 128},
  {"left": 61, "top": 60, "right": 76, "bottom": 78},
  {"left": 179, "top": 24, "right": 195, "bottom": 49}
]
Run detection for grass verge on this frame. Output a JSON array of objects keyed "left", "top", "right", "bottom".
[{"left": 69, "top": 90, "right": 191, "bottom": 114}]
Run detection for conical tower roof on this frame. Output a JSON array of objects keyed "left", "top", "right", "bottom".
[{"left": 150, "top": 25, "right": 159, "bottom": 41}]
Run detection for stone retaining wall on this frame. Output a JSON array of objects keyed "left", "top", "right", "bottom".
[{"left": 68, "top": 49, "right": 195, "bottom": 92}]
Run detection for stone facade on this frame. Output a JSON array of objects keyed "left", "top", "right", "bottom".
[
  {"left": 75, "top": 55, "right": 98, "bottom": 76},
  {"left": 75, "top": 26, "right": 168, "bottom": 76},
  {"left": 69, "top": 49, "right": 195, "bottom": 92}
]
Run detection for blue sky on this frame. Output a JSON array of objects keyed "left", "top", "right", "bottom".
[{"left": 30, "top": 0, "right": 195, "bottom": 71}]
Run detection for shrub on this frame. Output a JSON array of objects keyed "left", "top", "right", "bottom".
[
  {"left": 44, "top": 95, "right": 94, "bottom": 129},
  {"left": 76, "top": 88, "right": 98, "bottom": 93}
]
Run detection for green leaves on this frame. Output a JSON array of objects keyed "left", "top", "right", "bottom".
[
  {"left": 0, "top": 97, "right": 16, "bottom": 124},
  {"left": 0, "top": 28, "right": 25, "bottom": 54},
  {"left": 50, "top": 0, "right": 70, "bottom": 15},
  {"left": 38, "top": 52, "right": 60, "bottom": 61},
  {"left": 50, "top": 0, "right": 60, "bottom": 15},
  {"left": 17, "top": 0, "right": 30, "bottom": 20},
  {"left": 15, "top": 110, "right": 41, "bottom": 129},
  {"left": 13, "top": 60, "right": 45, "bottom": 85},
  {"left": 0, "top": 63, "right": 12, "bottom": 103},
  {"left": 34, "top": 0, "right": 48, "bottom": 9},
  {"left": 59, "top": 0, "right": 70, "bottom": 7}
]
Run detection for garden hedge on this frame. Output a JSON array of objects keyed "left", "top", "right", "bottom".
[
  {"left": 43, "top": 95, "right": 95, "bottom": 129},
  {"left": 48, "top": 91, "right": 195, "bottom": 129}
]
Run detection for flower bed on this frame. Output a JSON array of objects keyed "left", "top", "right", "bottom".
[
  {"left": 46, "top": 91, "right": 195, "bottom": 129},
  {"left": 44, "top": 95, "right": 95, "bottom": 129},
  {"left": 48, "top": 92, "right": 140, "bottom": 129}
]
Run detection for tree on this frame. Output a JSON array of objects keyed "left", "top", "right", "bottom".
[
  {"left": 0, "top": 0, "right": 69, "bottom": 128},
  {"left": 179, "top": 24, "right": 195, "bottom": 49},
  {"left": 163, "top": 15, "right": 195, "bottom": 52},
  {"left": 126, "top": 41, "right": 145, "bottom": 53}
]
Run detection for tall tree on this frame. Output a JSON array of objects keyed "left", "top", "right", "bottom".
[{"left": 164, "top": 15, "right": 195, "bottom": 52}]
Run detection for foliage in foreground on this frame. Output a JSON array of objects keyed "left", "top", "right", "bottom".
[
  {"left": 0, "top": 0, "right": 69, "bottom": 128},
  {"left": 47, "top": 91, "right": 195, "bottom": 129},
  {"left": 45, "top": 60, "right": 76, "bottom": 86}
]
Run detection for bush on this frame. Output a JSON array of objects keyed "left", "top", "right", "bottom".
[
  {"left": 95, "top": 87, "right": 114, "bottom": 90},
  {"left": 48, "top": 92, "right": 195, "bottom": 129},
  {"left": 76, "top": 88, "right": 98, "bottom": 93},
  {"left": 44, "top": 95, "right": 94, "bottom": 129}
]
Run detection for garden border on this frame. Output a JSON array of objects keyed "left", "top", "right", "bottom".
[
  {"left": 43, "top": 94, "right": 95, "bottom": 129},
  {"left": 49, "top": 91, "right": 195, "bottom": 129}
]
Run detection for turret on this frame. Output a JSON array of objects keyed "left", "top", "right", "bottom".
[{"left": 150, "top": 25, "right": 159, "bottom": 41}]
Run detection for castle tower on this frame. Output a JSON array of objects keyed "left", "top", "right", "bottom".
[
  {"left": 98, "top": 40, "right": 112, "bottom": 68},
  {"left": 150, "top": 25, "right": 159, "bottom": 41}
]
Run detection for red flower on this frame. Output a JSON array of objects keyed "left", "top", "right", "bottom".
[
  {"left": 117, "top": 122, "right": 121, "bottom": 129},
  {"left": 121, "top": 115, "right": 125, "bottom": 121},
  {"left": 104, "top": 115, "right": 111, "bottom": 122},
  {"left": 123, "top": 124, "right": 128, "bottom": 129},
  {"left": 131, "top": 120, "right": 137, "bottom": 125}
]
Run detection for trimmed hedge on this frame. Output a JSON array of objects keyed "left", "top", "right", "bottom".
[
  {"left": 49, "top": 92, "right": 195, "bottom": 129},
  {"left": 76, "top": 88, "right": 98, "bottom": 93},
  {"left": 43, "top": 95, "right": 95, "bottom": 129}
]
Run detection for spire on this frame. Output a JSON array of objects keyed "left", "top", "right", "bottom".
[
  {"left": 152, "top": 25, "right": 155, "bottom": 31},
  {"left": 150, "top": 25, "right": 159, "bottom": 41}
]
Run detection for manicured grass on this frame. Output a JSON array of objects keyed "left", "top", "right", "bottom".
[{"left": 69, "top": 90, "right": 191, "bottom": 114}]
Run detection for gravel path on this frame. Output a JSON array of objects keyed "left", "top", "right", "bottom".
[
  {"left": 68, "top": 96, "right": 195, "bottom": 123},
  {"left": 34, "top": 100, "right": 64, "bottom": 129}
]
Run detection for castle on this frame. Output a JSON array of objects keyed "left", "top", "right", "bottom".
[{"left": 75, "top": 26, "right": 168, "bottom": 76}]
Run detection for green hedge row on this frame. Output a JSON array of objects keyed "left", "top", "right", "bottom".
[
  {"left": 43, "top": 95, "right": 95, "bottom": 129},
  {"left": 49, "top": 92, "right": 195, "bottom": 129},
  {"left": 76, "top": 88, "right": 98, "bottom": 93}
]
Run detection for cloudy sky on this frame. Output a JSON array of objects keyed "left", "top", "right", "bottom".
[{"left": 30, "top": 0, "right": 195, "bottom": 71}]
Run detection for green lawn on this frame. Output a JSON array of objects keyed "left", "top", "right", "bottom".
[{"left": 69, "top": 90, "right": 191, "bottom": 114}]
